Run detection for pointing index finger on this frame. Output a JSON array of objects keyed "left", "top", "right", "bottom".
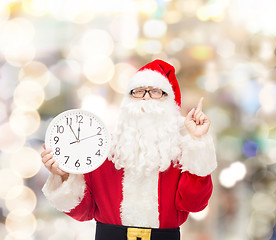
[{"left": 196, "top": 97, "right": 204, "bottom": 112}]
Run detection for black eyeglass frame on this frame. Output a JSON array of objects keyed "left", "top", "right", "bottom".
[{"left": 130, "top": 89, "right": 168, "bottom": 99}]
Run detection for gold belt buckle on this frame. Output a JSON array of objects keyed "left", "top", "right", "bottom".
[{"left": 127, "top": 227, "right": 152, "bottom": 240}]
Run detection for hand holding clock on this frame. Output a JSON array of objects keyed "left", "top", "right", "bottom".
[{"left": 41, "top": 144, "right": 69, "bottom": 182}]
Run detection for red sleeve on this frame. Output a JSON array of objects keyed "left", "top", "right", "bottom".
[
  {"left": 65, "top": 173, "right": 96, "bottom": 222},
  {"left": 175, "top": 171, "right": 213, "bottom": 212}
]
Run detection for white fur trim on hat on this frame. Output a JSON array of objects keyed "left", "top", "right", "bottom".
[
  {"left": 126, "top": 69, "right": 175, "bottom": 101},
  {"left": 42, "top": 173, "right": 86, "bottom": 212},
  {"left": 179, "top": 130, "right": 217, "bottom": 177}
]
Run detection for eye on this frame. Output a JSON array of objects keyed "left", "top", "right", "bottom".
[
  {"left": 134, "top": 89, "right": 145, "bottom": 95},
  {"left": 152, "top": 89, "right": 162, "bottom": 94}
]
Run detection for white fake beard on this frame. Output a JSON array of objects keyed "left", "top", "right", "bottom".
[{"left": 109, "top": 97, "right": 184, "bottom": 177}]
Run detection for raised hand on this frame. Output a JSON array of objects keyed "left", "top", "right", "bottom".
[
  {"left": 41, "top": 144, "right": 69, "bottom": 181},
  {"left": 184, "top": 97, "right": 211, "bottom": 139}
]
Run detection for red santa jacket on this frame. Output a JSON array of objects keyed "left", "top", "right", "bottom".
[
  {"left": 67, "top": 159, "right": 213, "bottom": 229},
  {"left": 42, "top": 133, "right": 217, "bottom": 229}
]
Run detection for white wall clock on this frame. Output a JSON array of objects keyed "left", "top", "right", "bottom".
[{"left": 45, "top": 109, "right": 111, "bottom": 174}]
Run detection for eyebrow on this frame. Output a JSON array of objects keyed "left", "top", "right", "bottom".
[{"left": 135, "top": 87, "right": 156, "bottom": 90}]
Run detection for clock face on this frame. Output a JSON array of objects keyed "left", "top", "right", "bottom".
[{"left": 45, "top": 109, "right": 111, "bottom": 174}]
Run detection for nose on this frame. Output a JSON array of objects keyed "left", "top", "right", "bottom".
[{"left": 142, "top": 91, "right": 151, "bottom": 100}]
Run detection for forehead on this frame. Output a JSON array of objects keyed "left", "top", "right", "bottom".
[{"left": 135, "top": 86, "right": 159, "bottom": 90}]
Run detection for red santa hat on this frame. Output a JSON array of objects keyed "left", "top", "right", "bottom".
[{"left": 126, "top": 59, "right": 181, "bottom": 108}]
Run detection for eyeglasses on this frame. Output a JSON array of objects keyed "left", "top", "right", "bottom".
[{"left": 130, "top": 88, "right": 167, "bottom": 99}]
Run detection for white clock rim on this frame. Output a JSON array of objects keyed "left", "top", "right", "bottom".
[{"left": 45, "top": 109, "right": 111, "bottom": 174}]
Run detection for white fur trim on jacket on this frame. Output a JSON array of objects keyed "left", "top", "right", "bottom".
[
  {"left": 120, "top": 169, "right": 160, "bottom": 228},
  {"left": 179, "top": 132, "right": 217, "bottom": 177},
  {"left": 42, "top": 173, "right": 86, "bottom": 212},
  {"left": 126, "top": 69, "right": 174, "bottom": 101}
]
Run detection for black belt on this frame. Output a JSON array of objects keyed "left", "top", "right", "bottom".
[{"left": 95, "top": 222, "right": 180, "bottom": 240}]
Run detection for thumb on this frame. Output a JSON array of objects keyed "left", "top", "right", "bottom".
[
  {"left": 186, "top": 108, "right": 195, "bottom": 121},
  {"left": 43, "top": 143, "right": 46, "bottom": 150}
]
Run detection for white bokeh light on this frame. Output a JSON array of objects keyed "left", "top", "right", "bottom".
[
  {"left": 143, "top": 19, "right": 167, "bottom": 38},
  {"left": 190, "top": 206, "right": 209, "bottom": 221},
  {"left": 0, "top": 123, "right": 26, "bottom": 153},
  {"left": 0, "top": 169, "right": 23, "bottom": 199},
  {"left": 83, "top": 55, "right": 115, "bottom": 84},
  {"left": 13, "top": 80, "right": 45, "bottom": 111},
  {"left": 10, "top": 147, "right": 42, "bottom": 178},
  {"left": 219, "top": 161, "right": 247, "bottom": 188},
  {"left": 5, "top": 209, "right": 37, "bottom": 239},
  {"left": 81, "top": 94, "right": 107, "bottom": 118},
  {"left": 5, "top": 185, "right": 37, "bottom": 214},
  {"left": 9, "top": 109, "right": 41, "bottom": 137},
  {"left": 80, "top": 29, "right": 114, "bottom": 58}
]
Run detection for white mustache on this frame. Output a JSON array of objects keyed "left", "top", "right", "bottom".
[{"left": 122, "top": 99, "right": 166, "bottom": 116}]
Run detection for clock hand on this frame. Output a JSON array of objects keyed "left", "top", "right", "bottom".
[
  {"left": 77, "top": 123, "right": 80, "bottom": 140},
  {"left": 70, "top": 133, "right": 98, "bottom": 144},
  {"left": 69, "top": 125, "right": 78, "bottom": 140},
  {"left": 79, "top": 134, "right": 98, "bottom": 141}
]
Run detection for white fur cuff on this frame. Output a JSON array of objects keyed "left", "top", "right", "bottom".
[
  {"left": 42, "top": 173, "right": 86, "bottom": 212},
  {"left": 180, "top": 133, "right": 217, "bottom": 176}
]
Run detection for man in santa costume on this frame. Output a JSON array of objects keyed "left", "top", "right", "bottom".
[{"left": 41, "top": 59, "right": 217, "bottom": 240}]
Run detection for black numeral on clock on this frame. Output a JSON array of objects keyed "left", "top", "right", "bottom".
[
  {"left": 95, "top": 150, "right": 101, "bottom": 156},
  {"left": 97, "top": 127, "right": 102, "bottom": 135},
  {"left": 76, "top": 115, "right": 83, "bottom": 123},
  {"left": 56, "top": 125, "right": 64, "bottom": 134},
  {"left": 98, "top": 138, "right": 103, "bottom": 146},
  {"left": 86, "top": 157, "right": 92, "bottom": 165},
  {"left": 64, "top": 156, "right": 70, "bottom": 164},
  {"left": 75, "top": 160, "right": 80, "bottom": 168},
  {"left": 66, "top": 117, "right": 72, "bottom": 125},
  {"left": 54, "top": 136, "right": 59, "bottom": 144},
  {"left": 55, "top": 147, "right": 60, "bottom": 155}
]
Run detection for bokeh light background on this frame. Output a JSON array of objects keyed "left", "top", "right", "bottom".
[{"left": 0, "top": 0, "right": 275, "bottom": 239}]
